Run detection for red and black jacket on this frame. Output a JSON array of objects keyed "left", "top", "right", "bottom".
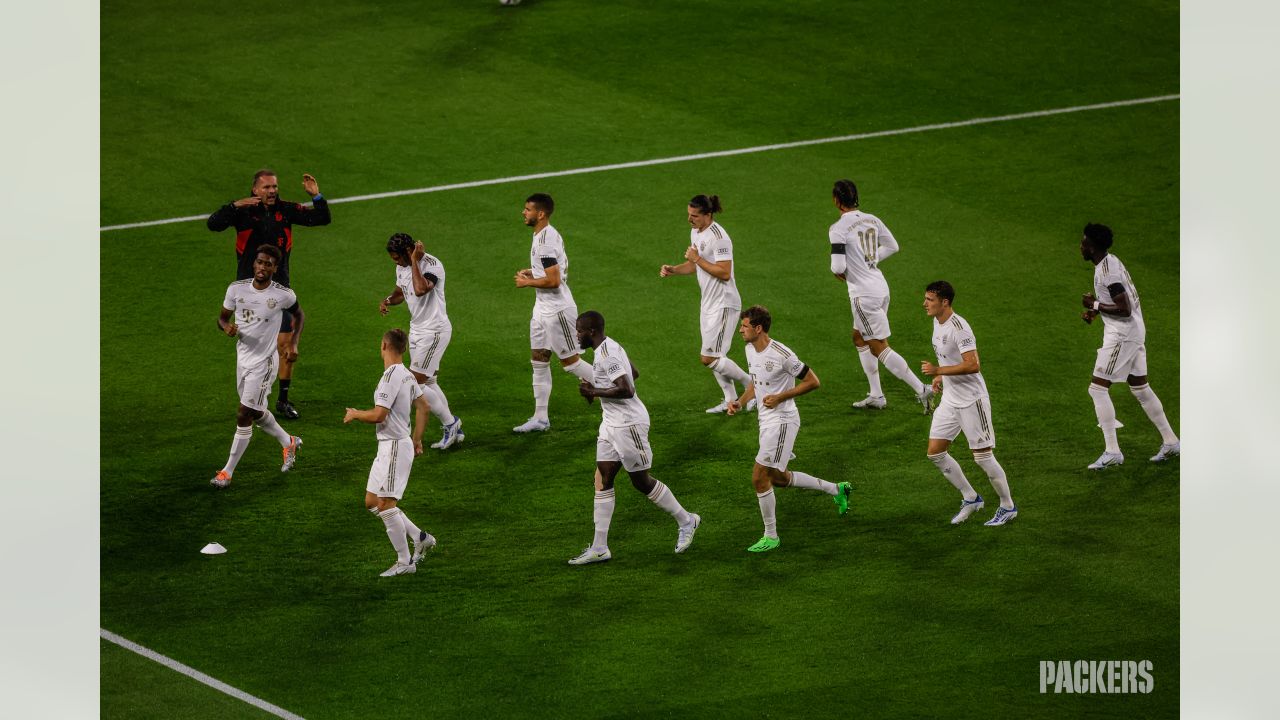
[{"left": 207, "top": 196, "right": 331, "bottom": 288}]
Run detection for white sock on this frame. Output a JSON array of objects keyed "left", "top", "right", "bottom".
[
  {"left": 973, "top": 450, "right": 1014, "bottom": 509},
  {"left": 710, "top": 356, "right": 751, "bottom": 384},
  {"left": 254, "top": 410, "right": 292, "bottom": 447},
  {"left": 1130, "top": 384, "right": 1178, "bottom": 444},
  {"left": 646, "top": 480, "right": 692, "bottom": 526},
  {"left": 788, "top": 470, "right": 837, "bottom": 496},
  {"left": 593, "top": 488, "right": 616, "bottom": 549},
  {"left": 420, "top": 381, "right": 455, "bottom": 426},
  {"left": 1089, "top": 383, "right": 1122, "bottom": 453},
  {"left": 756, "top": 489, "right": 778, "bottom": 539},
  {"left": 713, "top": 370, "right": 738, "bottom": 403},
  {"left": 222, "top": 426, "right": 253, "bottom": 475},
  {"left": 531, "top": 360, "right": 552, "bottom": 421},
  {"left": 378, "top": 507, "right": 411, "bottom": 564},
  {"left": 857, "top": 345, "right": 883, "bottom": 397},
  {"left": 928, "top": 451, "right": 978, "bottom": 501},
  {"left": 878, "top": 347, "right": 925, "bottom": 394},
  {"left": 399, "top": 509, "right": 422, "bottom": 539},
  {"left": 564, "top": 358, "right": 594, "bottom": 382}
]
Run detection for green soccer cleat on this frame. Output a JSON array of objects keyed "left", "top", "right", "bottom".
[
  {"left": 833, "top": 482, "right": 852, "bottom": 516},
  {"left": 747, "top": 536, "right": 781, "bottom": 553}
]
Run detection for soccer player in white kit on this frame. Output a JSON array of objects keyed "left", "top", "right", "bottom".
[
  {"left": 658, "top": 194, "right": 754, "bottom": 413},
  {"left": 919, "top": 281, "right": 1018, "bottom": 526},
  {"left": 727, "top": 306, "right": 852, "bottom": 552},
  {"left": 211, "top": 245, "right": 304, "bottom": 488},
  {"left": 829, "top": 179, "right": 932, "bottom": 413},
  {"left": 1079, "top": 223, "right": 1180, "bottom": 469},
  {"left": 512, "top": 193, "right": 595, "bottom": 432},
  {"left": 343, "top": 329, "right": 436, "bottom": 577},
  {"left": 566, "top": 311, "right": 701, "bottom": 565},
  {"left": 380, "top": 232, "right": 463, "bottom": 450}
]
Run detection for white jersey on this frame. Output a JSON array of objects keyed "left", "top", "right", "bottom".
[
  {"left": 374, "top": 364, "right": 423, "bottom": 441},
  {"left": 746, "top": 339, "right": 808, "bottom": 426},
  {"left": 829, "top": 209, "right": 899, "bottom": 298},
  {"left": 591, "top": 337, "right": 649, "bottom": 427},
  {"left": 690, "top": 221, "right": 742, "bottom": 312},
  {"left": 395, "top": 253, "right": 450, "bottom": 332},
  {"left": 931, "top": 312, "right": 989, "bottom": 408},
  {"left": 223, "top": 279, "right": 298, "bottom": 368},
  {"left": 529, "top": 225, "right": 577, "bottom": 315},
  {"left": 1093, "top": 253, "right": 1145, "bottom": 343}
]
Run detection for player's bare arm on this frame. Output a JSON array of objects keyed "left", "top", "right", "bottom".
[
  {"left": 218, "top": 307, "right": 238, "bottom": 337},
  {"left": 283, "top": 307, "right": 304, "bottom": 361},
  {"left": 408, "top": 242, "right": 435, "bottom": 296},
  {"left": 516, "top": 262, "right": 562, "bottom": 289},
  {"left": 231, "top": 196, "right": 262, "bottom": 208},
  {"left": 412, "top": 394, "right": 430, "bottom": 456},
  {"left": 343, "top": 405, "right": 390, "bottom": 424},
  {"left": 728, "top": 381, "right": 758, "bottom": 415},
  {"left": 579, "top": 374, "right": 636, "bottom": 401},
  {"left": 301, "top": 173, "right": 319, "bottom": 197},
  {"left": 659, "top": 260, "right": 696, "bottom": 277},
  {"left": 763, "top": 368, "right": 820, "bottom": 409},
  {"left": 380, "top": 287, "right": 406, "bottom": 315},
  {"left": 1082, "top": 284, "right": 1132, "bottom": 317},
  {"left": 683, "top": 246, "right": 733, "bottom": 281},
  {"left": 921, "top": 350, "right": 980, "bottom": 377}
]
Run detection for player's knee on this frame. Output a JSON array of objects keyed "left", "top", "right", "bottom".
[
  {"left": 628, "top": 472, "right": 655, "bottom": 495},
  {"left": 530, "top": 349, "right": 551, "bottom": 363},
  {"left": 699, "top": 355, "right": 716, "bottom": 366}
]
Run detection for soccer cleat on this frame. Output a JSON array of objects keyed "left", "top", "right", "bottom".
[
  {"left": 275, "top": 399, "right": 300, "bottom": 419},
  {"left": 411, "top": 531, "right": 437, "bottom": 564},
  {"left": 705, "top": 401, "right": 729, "bottom": 414},
  {"left": 210, "top": 470, "right": 231, "bottom": 488},
  {"left": 675, "top": 514, "right": 701, "bottom": 553},
  {"left": 984, "top": 505, "right": 1019, "bottom": 526},
  {"left": 745, "top": 398, "right": 758, "bottom": 412},
  {"left": 833, "top": 482, "right": 853, "bottom": 516},
  {"left": 1087, "top": 451, "right": 1125, "bottom": 470},
  {"left": 567, "top": 547, "right": 611, "bottom": 565},
  {"left": 281, "top": 436, "right": 302, "bottom": 472},
  {"left": 950, "top": 495, "right": 985, "bottom": 524},
  {"left": 917, "top": 385, "right": 934, "bottom": 415},
  {"left": 379, "top": 561, "right": 417, "bottom": 577},
  {"left": 746, "top": 536, "right": 781, "bottom": 553},
  {"left": 432, "top": 417, "right": 464, "bottom": 449},
  {"left": 1150, "top": 441, "right": 1180, "bottom": 463},
  {"left": 512, "top": 417, "right": 550, "bottom": 433},
  {"left": 851, "top": 395, "right": 887, "bottom": 410}
]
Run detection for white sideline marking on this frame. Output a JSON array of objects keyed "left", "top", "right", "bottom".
[
  {"left": 101, "top": 628, "right": 306, "bottom": 720},
  {"left": 100, "top": 93, "right": 1178, "bottom": 233}
]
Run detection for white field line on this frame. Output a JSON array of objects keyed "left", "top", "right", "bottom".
[
  {"left": 100, "top": 93, "right": 1178, "bottom": 233},
  {"left": 101, "top": 628, "right": 306, "bottom": 720}
]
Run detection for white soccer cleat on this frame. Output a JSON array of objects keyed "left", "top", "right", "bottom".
[
  {"left": 984, "top": 505, "right": 1019, "bottom": 527},
  {"left": 917, "top": 385, "right": 934, "bottom": 415},
  {"left": 950, "top": 495, "right": 985, "bottom": 525},
  {"left": 379, "top": 561, "right": 417, "bottom": 577},
  {"left": 705, "top": 401, "right": 729, "bottom": 414},
  {"left": 432, "top": 418, "right": 464, "bottom": 449},
  {"left": 851, "top": 395, "right": 887, "bottom": 410},
  {"left": 411, "top": 531, "right": 437, "bottom": 564},
  {"left": 675, "top": 514, "right": 701, "bottom": 554},
  {"left": 281, "top": 436, "right": 302, "bottom": 472},
  {"left": 210, "top": 470, "right": 231, "bottom": 489},
  {"left": 1150, "top": 441, "right": 1180, "bottom": 463},
  {"left": 567, "top": 547, "right": 611, "bottom": 565},
  {"left": 512, "top": 417, "right": 550, "bottom": 433},
  {"left": 1087, "top": 451, "right": 1125, "bottom": 470}
]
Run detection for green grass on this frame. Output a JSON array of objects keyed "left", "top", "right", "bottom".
[{"left": 102, "top": 1, "right": 1179, "bottom": 717}]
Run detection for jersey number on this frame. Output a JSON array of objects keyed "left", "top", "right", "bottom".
[
  {"left": 240, "top": 308, "right": 257, "bottom": 324},
  {"left": 857, "top": 228, "right": 878, "bottom": 269}
]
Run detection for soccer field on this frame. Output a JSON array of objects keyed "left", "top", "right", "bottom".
[{"left": 101, "top": 1, "right": 1180, "bottom": 717}]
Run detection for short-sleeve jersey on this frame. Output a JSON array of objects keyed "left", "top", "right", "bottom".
[
  {"left": 530, "top": 225, "right": 577, "bottom": 315},
  {"left": 223, "top": 279, "right": 298, "bottom": 368},
  {"left": 374, "top": 364, "right": 423, "bottom": 441},
  {"left": 829, "top": 210, "right": 899, "bottom": 298},
  {"left": 690, "top": 222, "right": 742, "bottom": 312},
  {"left": 1093, "top": 253, "right": 1146, "bottom": 343},
  {"left": 746, "top": 339, "right": 808, "bottom": 426},
  {"left": 931, "top": 312, "right": 989, "bottom": 407},
  {"left": 591, "top": 337, "right": 649, "bottom": 427},
  {"left": 396, "top": 253, "right": 450, "bottom": 332}
]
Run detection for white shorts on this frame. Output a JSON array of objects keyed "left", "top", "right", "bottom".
[
  {"left": 596, "top": 423, "right": 652, "bottom": 472},
  {"left": 530, "top": 309, "right": 580, "bottom": 359},
  {"left": 756, "top": 421, "right": 798, "bottom": 471},
  {"left": 1094, "top": 341, "right": 1147, "bottom": 382},
  {"left": 929, "top": 398, "right": 997, "bottom": 450},
  {"left": 850, "top": 295, "right": 891, "bottom": 340},
  {"left": 409, "top": 327, "right": 451, "bottom": 378},
  {"left": 366, "top": 438, "right": 414, "bottom": 499},
  {"left": 700, "top": 306, "right": 740, "bottom": 358},
  {"left": 236, "top": 356, "right": 278, "bottom": 412}
]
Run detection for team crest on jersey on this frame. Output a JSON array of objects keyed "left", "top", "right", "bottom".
[
  {"left": 267, "top": 298, "right": 278, "bottom": 309},
  {"left": 765, "top": 360, "right": 775, "bottom": 372},
  {"left": 699, "top": 242, "right": 707, "bottom": 254}
]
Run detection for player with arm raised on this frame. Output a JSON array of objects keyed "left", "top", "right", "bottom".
[
  {"left": 919, "top": 281, "right": 1018, "bottom": 526},
  {"left": 512, "top": 193, "right": 595, "bottom": 432},
  {"left": 658, "top": 194, "right": 755, "bottom": 413},
  {"left": 380, "top": 232, "right": 463, "bottom": 450},
  {"left": 343, "top": 329, "right": 436, "bottom": 577},
  {"left": 829, "top": 179, "right": 932, "bottom": 413},
  {"left": 727, "top": 306, "right": 852, "bottom": 552},
  {"left": 1079, "top": 223, "right": 1179, "bottom": 469},
  {"left": 210, "top": 245, "right": 304, "bottom": 488}
]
